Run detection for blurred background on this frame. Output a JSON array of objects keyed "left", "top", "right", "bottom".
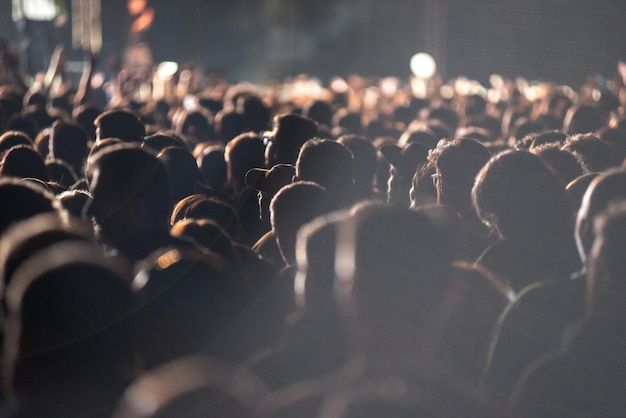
[{"left": 2, "top": 0, "right": 626, "bottom": 86}]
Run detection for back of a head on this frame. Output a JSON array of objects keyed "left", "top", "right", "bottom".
[
  {"left": 267, "top": 113, "right": 319, "bottom": 166},
  {"left": 95, "top": 109, "right": 146, "bottom": 143},
  {"left": 295, "top": 210, "right": 350, "bottom": 311},
  {"left": 529, "top": 130, "right": 569, "bottom": 149},
  {"left": 472, "top": 150, "right": 571, "bottom": 240},
  {"left": 589, "top": 201, "right": 626, "bottom": 313},
  {"left": 0, "top": 178, "right": 61, "bottom": 237},
  {"left": 564, "top": 104, "right": 606, "bottom": 135},
  {"left": 270, "top": 181, "right": 329, "bottom": 265},
  {"left": 170, "top": 194, "right": 240, "bottom": 239},
  {"left": 50, "top": 121, "right": 89, "bottom": 175},
  {"left": 45, "top": 159, "right": 78, "bottom": 188},
  {"left": 0, "top": 213, "right": 92, "bottom": 292},
  {"left": 175, "top": 110, "right": 215, "bottom": 148},
  {"left": 87, "top": 144, "right": 170, "bottom": 223},
  {"left": 4, "top": 242, "right": 133, "bottom": 402},
  {"left": 197, "top": 146, "right": 227, "bottom": 192},
  {"left": 238, "top": 94, "right": 270, "bottom": 133},
  {"left": 296, "top": 138, "right": 354, "bottom": 201},
  {"left": 7, "top": 116, "right": 37, "bottom": 141},
  {"left": 304, "top": 100, "right": 333, "bottom": 127},
  {"left": 224, "top": 133, "right": 265, "bottom": 191},
  {"left": 215, "top": 110, "right": 246, "bottom": 143},
  {"left": 533, "top": 145, "right": 585, "bottom": 186},
  {"left": 428, "top": 106, "right": 460, "bottom": 133},
  {"left": 73, "top": 103, "right": 103, "bottom": 140},
  {"left": 398, "top": 127, "right": 438, "bottom": 150},
  {"left": 0, "top": 131, "right": 33, "bottom": 155},
  {"left": 142, "top": 132, "right": 187, "bottom": 153},
  {"left": 337, "top": 135, "right": 377, "bottom": 193},
  {"left": 339, "top": 203, "right": 455, "bottom": 330},
  {"left": 171, "top": 218, "right": 235, "bottom": 259},
  {"left": 0, "top": 145, "right": 48, "bottom": 181},
  {"left": 433, "top": 137, "right": 491, "bottom": 195},
  {"left": 132, "top": 247, "right": 244, "bottom": 367},
  {"left": 157, "top": 146, "right": 206, "bottom": 204},
  {"left": 562, "top": 133, "right": 616, "bottom": 173},
  {"left": 576, "top": 168, "right": 626, "bottom": 262},
  {"left": 333, "top": 109, "right": 362, "bottom": 135}
]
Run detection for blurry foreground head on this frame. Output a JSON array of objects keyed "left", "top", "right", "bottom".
[{"left": 3, "top": 241, "right": 133, "bottom": 415}]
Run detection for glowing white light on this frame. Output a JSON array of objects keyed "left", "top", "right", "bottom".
[
  {"left": 330, "top": 77, "right": 349, "bottom": 93},
  {"left": 489, "top": 74, "right": 504, "bottom": 89},
  {"left": 156, "top": 61, "right": 178, "bottom": 78},
  {"left": 410, "top": 53, "right": 437, "bottom": 79},
  {"left": 380, "top": 77, "right": 399, "bottom": 97},
  {"left": 487, "top": 89, "right": 501, "bottom": 103},
  {"left": 592, "top": 89, "right": 601, "bottom": 102},
  {"left": 440, "top": 85, "right": 454, "bottom": 100},
  {"left": 454, "top": 76, "right": 470, "bottom": 96}
]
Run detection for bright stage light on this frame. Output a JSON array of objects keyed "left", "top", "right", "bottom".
[
  {"left": 410, "top": 53, "right": 436, "bottom": 79},
  {"left": 156, "top": 61, "right": 178, "bottom": 78}
]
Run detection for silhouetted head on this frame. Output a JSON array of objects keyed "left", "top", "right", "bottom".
[
  {"left": 157, "top": 146, "right": 207, "bottom": 204},
  {"left": 381, "top": 142, "right": 429, "bottom": 207},
  {"left": 587, "top": 200, "right": 626, "bottom": 314},
  {"left": 0, "top": 178, "right": 63, "bottom": 237},
  {"left": 575, "top": 168, "right": 626, "bottom": 264},
  {"left": 429, "top": 138, "right": 490, "bottom": 211},
  {"left": 532, "top": 144, "right": 584, "bottom": 186},
  {"left": 295, "top": 138, "right": 354, "bottom": 208},
  {"left": 0, "top": 145, "right": 48, "bottom": 181},
  {"left": 170, "top": 194, "right": 240, "bottom": 240},
  {"left": 225, "top": 133, "right": 265, "bottom": 196},
  {"left": 0, "top": 131, "right": 33, "bottom": 156},
  {"left": 270, "top": 181, "right": 329, "bottom": 266},
  {"left": 563, "top": 104, "right": 606, "bottom": 135},
  {"left": 3, "top": 242, "right": 133, "bottom": 411},
  {"left": 472, "top": 150, "right": 572, "bottom": 242},
  {"left": 562, "top": 133, "right": 615, "bottom": 172},
  {"left": 131, "top": 247, "right": 245, "bottom": 368},
  {"left": 265, "top": 113, "right": 319, "bottom": 166},
  {"left": 50, "top": 121, "right": 89, "bottom": 176},
  {"left": 94, "top": 109, "right": 146, "bottom": 143},
  {"left": 85, "top": 144, "right": 170, "bottom": 250}
]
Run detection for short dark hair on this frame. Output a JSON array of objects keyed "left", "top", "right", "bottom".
[{"left": 94, "top": 109, "right": 146, "bottom": 143}]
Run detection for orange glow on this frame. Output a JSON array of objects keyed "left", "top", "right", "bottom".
[
  {"left": 131, "top": 8, "right": 155, "bottom": 33},
  {"left": 127, "top": 0, "right": 146, "bottom": 16}
]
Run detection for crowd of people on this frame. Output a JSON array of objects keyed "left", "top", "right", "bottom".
[{"left": 0, "top": 39, "right": 626, "bottom": 417}]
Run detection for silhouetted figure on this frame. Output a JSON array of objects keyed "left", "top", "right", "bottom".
[
  {"left": 94, "top": 109, "right": 146, "bottom": 144},
  {"left": 85, "top": 143, "right": 191, "bottom": 262},
  {"left": 2, "top": 242, "right": 134, "bottom": 417},
  {"left": 264, "top": 113, "right": 319, "bottom": 167}
]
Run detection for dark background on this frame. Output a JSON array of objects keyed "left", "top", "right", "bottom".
[{"left": 2, "top": 0, "right": 626, "bottom": 86}]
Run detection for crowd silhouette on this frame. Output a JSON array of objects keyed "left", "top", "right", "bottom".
[{"left": 0, "top": 37, "right": 626, "bottom": 417}]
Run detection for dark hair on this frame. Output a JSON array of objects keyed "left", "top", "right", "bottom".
[
  {"left": 296, "top": 138, "right": 354, "bottom": 198},
  {"left": 268, "top": 113, "right": 319, "bottom": 165},
  {"left": 94, "top": 109, "right": 146, "bottom": 143},
  {"left": 0, "top": 145, "right": 48, "bottom": 181},
  {"left": 50, "top": 121, "right": 89, "bottom": 176},
  {"left": 473, "top": 150, "right": 571, "bottom": 239},
  {"left": 562, "top": 133, "right": 615, "bottom": 172},
  {"left": 170, "top": 194, "right": 240, "bottom": 239}
]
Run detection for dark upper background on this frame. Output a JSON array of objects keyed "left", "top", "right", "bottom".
[{"left": 2, "top": 0, "right": 626, "bottom": 87}]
